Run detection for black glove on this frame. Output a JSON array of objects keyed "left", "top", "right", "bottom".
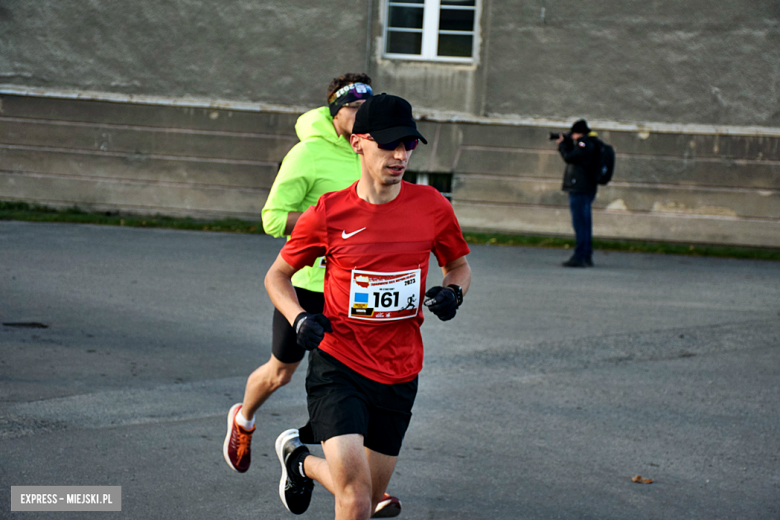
[
  {"left": 424, "top": 286, "right": 459, "bottom": 321},
  {"left": 293, "top": 312, "right": 333, "bottom": 351}
]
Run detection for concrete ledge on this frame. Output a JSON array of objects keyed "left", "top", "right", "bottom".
[
  {"left": 2, "top": 91, "right": 778, "bottom": 247},
  {"left": 0, "top": 171, "right": 269, "bottom": 220},
  {"left": 0, "top": 146, "right": 278, "bottom": 189},
  {"left": 0, "top": 117, "right": 296, "bottom": 162},
  {"left": 4, "top": 85, "right": 780, "bottom": 137},
  {"left": 454, "top": 175, "right": 780, "bottom": 220},
  {"left": 453, "top": 148, "right": 780, "bottom": 189},
  {"left": 454, "top": 201, "right": 780, "bottom": 249}
]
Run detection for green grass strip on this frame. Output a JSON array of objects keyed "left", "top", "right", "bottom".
[
  {"left": 2, "top": 201, "right": 778, "bottom": 261},
  {"left": 0, "top": 201, "right": 263, "bottom": 234},
  {"left": 463, "top": 232, "right": 780, "bottom": 261}
]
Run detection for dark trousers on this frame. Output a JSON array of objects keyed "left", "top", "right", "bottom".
[{"left": 569, "top": 192, "right": 595, "bottom": 261}]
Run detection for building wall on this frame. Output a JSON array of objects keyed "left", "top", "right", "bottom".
[
  {"left": 0, "top": 94, "right": 297, "bottom": 219},
  {"left": 1, "top": 1, "right": 779, "bottom": 247},
  {"left": 0, "top": 0, "right": 369, "bottom": 107},
  {"left": 369, "top": 0, "right": 780, "bottom": 126},
  {"left": 478, "top": 0, "right": 780, "bottom": 126},
  {"left": 419, "top": 120, "right": 780, "bottom": 248},
  {"left": 2, "top": 1, "right": 778, "bottom": 124},
  {"left": 2, "top": 94, "right": 778, "bottom": 248}
]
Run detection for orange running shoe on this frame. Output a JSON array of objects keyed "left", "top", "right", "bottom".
[
  {"left": 223, "top": 403, "right": 255, "bottom": 473},
  {"left": 372, "top": 493, "right": 402, "bottom": 518}
]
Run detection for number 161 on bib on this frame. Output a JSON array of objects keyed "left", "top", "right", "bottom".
[{"left": 348, "top": 268, "right": 421, "bottom": 321}]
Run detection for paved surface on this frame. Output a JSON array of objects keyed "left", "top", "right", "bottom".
[{"left": 1, "top": 220, "right": 778, "bottom": 520}]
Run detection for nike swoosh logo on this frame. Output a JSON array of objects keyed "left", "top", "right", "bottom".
[{"left": 342, "top": 227, "right": 367, "bottom": 239}]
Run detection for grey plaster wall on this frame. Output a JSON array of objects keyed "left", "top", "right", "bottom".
[
  {"left": 479, "top": 0, "right": 780, "bottom": 126},
  {"left": 2, "top": 1, "right": 779, "bottom": 125},
  {"left": 0, "top": 0, "right": 369, "bottom": 106}
]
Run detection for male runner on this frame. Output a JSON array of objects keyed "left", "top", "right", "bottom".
[
  {"left": 265, "top": 94, "right": 472, "bottom": 519},
  {"left": 223, "top": 73, "right": 400, "bottom": 518}
]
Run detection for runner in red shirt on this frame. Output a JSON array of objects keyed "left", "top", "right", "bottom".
[{"left": 265, "top": 94, "right": 472, "bottom": 520}]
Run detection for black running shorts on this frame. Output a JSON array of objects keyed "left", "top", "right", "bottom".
[
  {"left": 271, "top": 287, "right": 325, "bottom": 364},
  {"left": 304, "top": 349, "right": 418, "bottom": 457}
]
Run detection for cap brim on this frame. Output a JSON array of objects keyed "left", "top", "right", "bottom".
[{"left": 370, "top": 126, "right": 427, "bottom": 145}]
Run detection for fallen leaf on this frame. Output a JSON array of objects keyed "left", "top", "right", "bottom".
[{"left": 632, "top": 475, "right": 653, "bottom": 484}]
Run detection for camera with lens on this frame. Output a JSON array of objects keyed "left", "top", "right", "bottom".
[{"left": 549, "top": 132, "right": 564, "bottom": 140}]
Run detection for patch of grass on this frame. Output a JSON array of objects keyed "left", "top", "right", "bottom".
[
  {"left": 0, "top": 201, "right": 263, "bottom": 234},
  {"left": 463, "top": 232, "right": 780, "bottom": 261},
  {"left": 2, "top": 201, "right": 778, "bottom": 260}
]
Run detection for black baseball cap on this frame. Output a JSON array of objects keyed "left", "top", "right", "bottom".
[
  {"left": 352, "top": 94, "right": 427, "bottom": 145},
  {"left": 570, "top": 119, "right": 590, "bottom": 134}
]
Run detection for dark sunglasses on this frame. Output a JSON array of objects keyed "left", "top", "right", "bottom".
[{"left": 355, "top": 134, "right": 419, "bottom": 151}]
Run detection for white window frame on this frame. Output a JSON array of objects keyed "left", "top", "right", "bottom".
[{"left": 383, "top": 0, "right": 480, "bottom": 64}]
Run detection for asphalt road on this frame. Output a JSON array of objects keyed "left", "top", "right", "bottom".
[{"left": 1, "top": 221, "right": 778, "bottom": 520}]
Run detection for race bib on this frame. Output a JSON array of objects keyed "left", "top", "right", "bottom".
[{"left": 348, "top": 268, "right": 421, "bottom": 321}]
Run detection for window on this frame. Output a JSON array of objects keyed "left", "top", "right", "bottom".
[
  {"left": 384, "top": 0, "right": 478, "bottom": 62},
  {"left": 403, "top": 171, "right": 453, "bottom": 201}
]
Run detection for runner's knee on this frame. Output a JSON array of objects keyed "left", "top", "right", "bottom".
[
  {"left": 336, "top": 487, "right": 372, "bottom": 519},
  {"left": 270, "top": 365, "right": 295, "bottom": 389},
  {"left": 268, "top": 357, "right": 299, "bottom": 389},
  {"left": 246, "top": 362, "right": 296, "bottom": 391}
]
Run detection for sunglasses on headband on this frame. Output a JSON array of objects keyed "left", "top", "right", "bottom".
[
  {"left": 354, "top": 134, "right": 419, "bottom": 151},
  {"left": 328, "top": 83, "right": 372, "bottom": 104}
]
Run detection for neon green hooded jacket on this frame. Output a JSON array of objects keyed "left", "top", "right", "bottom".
[{"left": 261, "top": 106, "right": 361, "bottom": 292}]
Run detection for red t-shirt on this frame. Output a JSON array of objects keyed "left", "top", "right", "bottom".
[{"left": 281, "top": 181, "right": 470, "bottom": 384}]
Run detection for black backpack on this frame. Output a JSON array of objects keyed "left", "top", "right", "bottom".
[{"left": 592, "top": 137, "right": 615, "bottom": 185}]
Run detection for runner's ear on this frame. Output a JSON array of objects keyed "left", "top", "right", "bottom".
[{"left": 350, "top": 134, "right": 363, "bottom": 155}]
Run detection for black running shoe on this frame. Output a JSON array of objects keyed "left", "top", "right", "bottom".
[
  {"left": 562, "top": 257, "right": 586, "bottom": 268},
  {"left": 275, "top": 429, "right": 314, "bottom": 515}
]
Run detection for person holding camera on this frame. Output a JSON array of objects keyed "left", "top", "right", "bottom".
[{"left": 553, "top": 119, "right": 599, "bottom": 267}]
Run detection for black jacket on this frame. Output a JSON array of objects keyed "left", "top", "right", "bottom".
[{"left": 559, "top": 134, "right": 598, "bottom": 195}]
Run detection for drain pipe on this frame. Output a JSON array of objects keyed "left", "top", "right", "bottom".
[{"left": 365, "top": 0, "right": 373, "bottom": 74}]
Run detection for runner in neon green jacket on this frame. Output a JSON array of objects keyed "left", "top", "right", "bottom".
[{"left": 261, "top": 105, "right": 361, "bottom": 293}]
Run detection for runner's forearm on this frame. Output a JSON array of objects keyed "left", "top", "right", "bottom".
[
  {"left": 441, "top": 257, "right": 471, "bottom": 295},
  {"left": 283, "top": 212, "right": 303, "bottom": 236},
  {"left": 264, "top": 255, "right": 305, "bottom": 325}
]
